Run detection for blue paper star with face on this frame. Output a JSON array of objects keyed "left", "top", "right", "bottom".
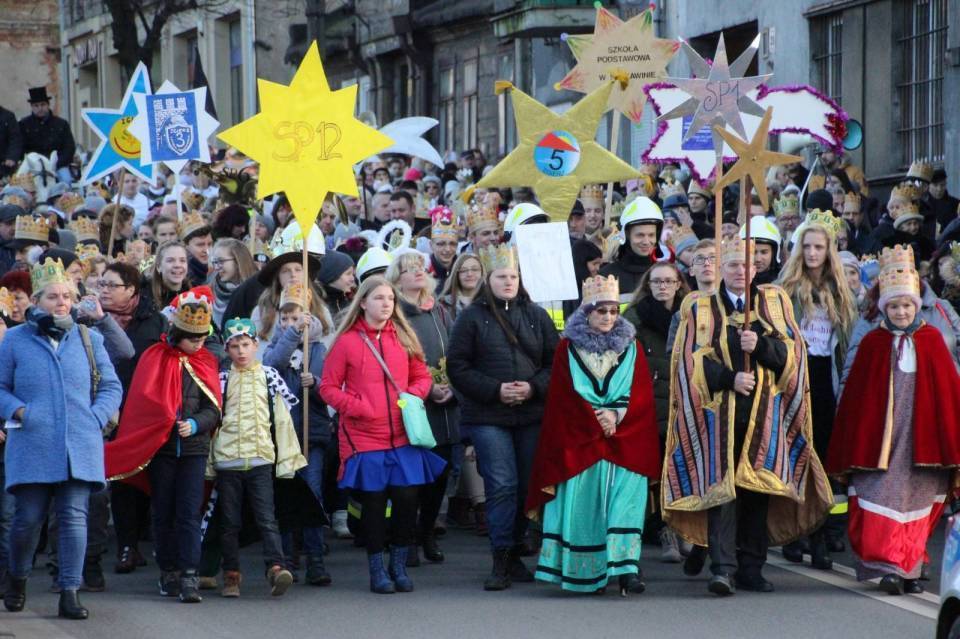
[{"left": 80, "top": 62, "right": 154, "bottom": 185}]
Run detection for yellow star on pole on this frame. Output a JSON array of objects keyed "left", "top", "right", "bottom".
[
  {"left": 556, "top": 4, "right": 680, "bottom": 123},
  {"left": 474, "top": 80, "right": 637, "bottom": 221},
  {"left": 713, "top": 107, "right": 802, "bottom": 210},
  {"left": 218, "top": 42, "right": 393, "bottom": 232}
]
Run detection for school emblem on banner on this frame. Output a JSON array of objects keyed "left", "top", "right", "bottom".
[{"left": 130, "top": 80, "right": 219, "bottom": 174}]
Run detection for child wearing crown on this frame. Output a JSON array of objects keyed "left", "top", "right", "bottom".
[
  {"left": 829, "top": 244, "right": 960, "bottom": 595},
  {"left": 211, "top": 317, "right": 306, "bottom": 598},
  {"left": 104, "top": 289, "right": 222, "bottom": 604}
]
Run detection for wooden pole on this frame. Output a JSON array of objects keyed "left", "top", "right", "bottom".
[
  {"left": 248, "top": 207, "right": 257, "bottom": 256},
  {"left": 603, "top": 110, "right": 622, "bottom": 229},
  {"left": 107, "top": 166, "right": 126, "bottom": 259},
  {"left": 301, "top": 239, "right": 310, "bottom": 458},
  {"left": 713, "top": 157, "right": 723, "bottom": 253},
  {"left": 741, "top": 174, "right": 752, "bottom": 373}
]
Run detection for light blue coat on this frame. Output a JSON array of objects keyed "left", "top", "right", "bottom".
[{"left": 0, "top": 320, "right": 122, "bottom": 492}]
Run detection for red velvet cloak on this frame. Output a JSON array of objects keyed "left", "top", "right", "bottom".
[
  {"left": 526, "top": 338, "right": 661, "bottom": 513},
  {"left": 104, "top": 339, "right": 222, "bottom": 492},
  {"left": 827, "top": 324, "right": 960, "bottom": 475}
]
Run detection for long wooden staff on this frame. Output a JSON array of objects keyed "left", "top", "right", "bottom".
[
  {"left": 107, "top": 166, "right": 126, "bottom": 259},
  {"left": 713, "top": 157, "right": 723, "bottom": 252},
  {"left": 741, "top": 174, "right": 752, "bottom": 373},
  {"left": 302, "top": 237, "right": 310, "bottom": 458},
  {"left": 603, "top": 110, "right": 622, "bottom": 229}
]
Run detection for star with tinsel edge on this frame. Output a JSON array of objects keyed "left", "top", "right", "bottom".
[
  {"left": 555, "top": 2, "right": 679, "bottom": 123},
  {"left": 218, "top": 42, "right": 393, "bottom": 232},
  {"left": 80, "top": 62, "right": 154, "bottom": 184},
  {"left": 658, "top": 33, "right": 770, "bottom": 146},
  {"left": 713, "top": 107, "right": 802, "bottom": 210},
  {"left": 471, "top": 79, "right": 638, "bottom": 221}
]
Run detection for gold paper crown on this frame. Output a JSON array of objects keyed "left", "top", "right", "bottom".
[
  {"left": 30, "top": 257, "right": 72, "bottom": 293},
  {"left": 69, "top": 217, "right": 99, "bottom": 243},
  {"left": 178, "top": 211, "right": 210, "bottom": 240},
  {"left": 878, "top": 244, "right": 920, "bottom": 301},
  {"left": 56, "top": 192, "right": 84, "bottom": 214},
  {"left": 173, "top": 292, "right": 212, "bottom": 334},
  {"left": 659, "top": 178, "right": 684, "bottom": 199},
  {"left": 76, "top": 243, "right": 101, "bottom": 260},
  {"left": 843, "top": 192, "right": 861, "bottom": 213},
  {"left": 892, "top": 201, "right": 921, "bottom": 221},
  {"left": 773, "top": 193, "right": 799, "bottom": 217},
  {"left": 253, "top": 238, "right": 273, "bottom": 258},
  {"left": 0, "top": 287, "right": 13, "bottom": 318},
  {"left": 804, "top": 209, "right": 844, "bottom": 239},
  {"left": 431, "top": 220, "right": 460, "bottom": 240},
  {"left": 892, "top": 182, "right": 921, "bottom": 202},
  {"left": 581, "top": 275, "right": 619, "bottom": 306},
  {"left": 860, "top": 253, "right": 877, "bottom": 264},
  {"left": 2, "top": 194, "right": 29, "bottom": 209},
  {"left": 720, "top": 237, "right": 753, "bottom": 265},
  {"left": 279, "top": 282, "right": 311, "bottom": 309},
  {"left": 687, "top": 180, "right": 712, "bottom": 199},
  {"left": 478, "top": 244, "right": 517, "bottom": 273},
  {"left": 580, "top": 184, "right": 604, "bottom": 203},
  {"left": 8, "top": 174, "right": 35, "bottom": 193},
  {"left": 181, "top": 191, "right": 205, "bottom": 211},
  {"left": 466, "top": 205, "right": 500, "bottom": 233},
  {"left": 907, "top": 160, "right": 934, "bottom": 183},
  {"left": 669, "top": 225, "right": 697, "bottom": 250},
  {"left": 15, "top": 215, "right": 49, "bottom": 243}
]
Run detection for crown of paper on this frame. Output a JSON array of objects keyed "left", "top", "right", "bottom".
[
  {"left": 907, "top": 160, "right": 934, "bottom": 182},
  {"left": 878, "top": 244, "right": 919, "bottom": 301},
  {"left": 30, "top": 257, "right": 72, "bottom": 293},
  {"left": 8, "top": 174, "right": 35, "bottom": 193},
  {"left": 466, "top": 205, "right": 500, "bottom": 233},
  {"left": 76, "top": 243, "right": 102, "bottom": 260},
  {"left": 804, "top": 209, "right": 844, "bottom": 239},
  {"left": 773, "top": 193, "right": 799, "bottom": 217},
  {"left": 0, "top": 287, "right": 13, "bottom": 318},
  {"left": 56, "top": 192, "right": 85, "bottom": 214},
  {"left": 579, "top": 184, "right": 604, "bottom": 203},
  {"left": 181, "top": 191, "right": 205, "bottom": 211},
  {"left": 669, "top": 225, "right": 697, "bottom": 249},
  {"left": 843, "top": 192, "right": 861, "bottom": 213},
  {"left": 279, "top": 282, "right": 311, "bottom": 309},
  {"left": 69, "top": 217, "right": 100, "bottom": 243},
  {"left": 659, "top": 179, "right": 685, "bottom": 199},
  {"left": 687, "top": 180, "right": 712, "bottom": 199},
  {"left": 224, "top": 317, "right": 258, "bottom": 343},
  {"left": 172, "top": 292, "right": 213, "bottom": 334},
  {"left": 2, "top": 194, "right": 29, "bottom": 209},
  {"left": 892, "top": 201, "right": 921, "bottom": 220},
  {"left": 253, "top": 238, "right": 273, "bottom": 258},
  {"left": 892, "top": 182, "right": 921, "bottom": 202},
  {"left": 431, "top": 220, "right": 460, "bottom": 241},
  {"left": 720, "top": 237, "right": 752, "bottom": 266},
  {"left": 478, "top": 244, "right": 517, "bottom": 273},
  {"left": 15, "top": 215, "right": 49, "bottom": 243},
  {"left": 581, "top": 275, "right": 619, "bottom": 306},
  {"left": 178, "top": 211, "right": 210, "bottom": 240}
]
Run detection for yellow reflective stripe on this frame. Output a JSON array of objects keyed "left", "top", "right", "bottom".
[
  {"left": 545, "top": 307, "right": 565, "bottom": 331},
  {"left": 830, "top": 501, "right": 848, "bottom": 515}
]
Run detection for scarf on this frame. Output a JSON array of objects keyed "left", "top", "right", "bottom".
[
  {"left": 562, "top": 307, "right": 636, "bottom": 355},
  {"left": 212, "top": 275, "right": 239, "bottom": 322},
  {"left": 635, "top": 294, "right": 676, "bottom": 337},
  {"left": 28, "top": 306, "right": 77, "bottom": 341},
  {"left": 104, "top": 294, "right": 140, "bottom": 332}
]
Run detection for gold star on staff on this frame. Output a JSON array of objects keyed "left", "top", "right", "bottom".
[
  {"left": 713, "top": 107, "right": 802, "bottom": 210},
  {"left": 556, "top": 5, "right": 680, "bottom": 123},
  {"left": 473, "top": 80, "right": 638, "bottom": 221},
  {"left": 218, "top": 42, "right": 393, "bottom": 232}
]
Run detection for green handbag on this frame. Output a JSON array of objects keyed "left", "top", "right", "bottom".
[{"left": 360, "top": 333, "right": 437, "bottom": 449}]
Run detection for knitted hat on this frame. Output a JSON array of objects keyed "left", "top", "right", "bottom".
[
  {"left": 317, "top": 250, "right": 354, "bottom": 286},
  {"left": 838, "top": 250, "right": 860, "bottom": 274}
]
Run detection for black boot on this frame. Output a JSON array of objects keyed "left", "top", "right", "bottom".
[
  {"left": 618, "top": 572, "right": 645, "bottom": 596},
  {"left": 305, "top": 554, "right": 332, "bottom": 586},
  {"left": 483, "top": 549, "right": 512, "bottom": 591},
  {"left": 3, "top": 576, "right": 26, "bottom": 612},
  {"left": 58, "top": 590, "right": 89, "bottom": 620},
  {"left": 508, "top": 546, "right": 534, "bottom": 582},
  {"left": 781, "top": 541, "right": 805, "bottom": 563},
  {"left": 82, "top": 556, "right": 106, "bottom": 592},
  {"left": 421, "top": 533, "right": 445, "bottom": 563},
  {"left": 809, "top": 533, "right": 833, "bottom": 570},
  {"left": 178, "top": 570, "right": 202, "bottom": 603}
]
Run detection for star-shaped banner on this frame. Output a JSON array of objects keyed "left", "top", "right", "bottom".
[
  {"left": 130, "top": 80, "right": 220, "bottom": 175},
  {"left": 80, "top": 62, "right": 154, "bottom": 184},
  {"left": 218, "top": 42, "right": 393, "bottom": 232},
  {"left": 658, "top": 34, "right": 770, "bottom": 145},
  {"left": 555, "top": 5, "right": 679, "bottom": 123},
  {"left": 473, "top": 80, "right": 638, "bottom": 221},
  {"left": 379, "top": 117, "right": 444, "bottom": 168},
  {"left": 714, "top": 107, "right": 802, "bottom": 210}
]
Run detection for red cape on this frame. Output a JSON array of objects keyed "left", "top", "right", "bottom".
[
  {"left": 526, "top": 338, "right": 661, "bottom": 513},
  {"left": 104, "top": 339, "right": 222, "bottom": 493},
  {"left": 827, "top": 324, "right": 960, "bottom": 474}
]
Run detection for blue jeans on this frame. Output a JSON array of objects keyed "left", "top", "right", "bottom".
[
  {"left": 0, "top": 459, "right": 15, "bottom": 574},
  {"left": 467, "top": 423, "right": 540, "bottom": 551},
  {"left": 9, "top": 481, "right": 93, "bottom": 590},
  {"left": 282, "top": 445, "right": 326, "bottom": 557},
  {"left": 149, "top": 455, "right": 206, "bottom": 572}
]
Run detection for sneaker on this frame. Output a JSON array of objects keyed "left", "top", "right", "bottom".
[
  {"left": 332, "top": 510, "right": 353, "bottom": 539},
  {"left": 221, "top": 571, "right": 241, "bottom": 598},
  {"left": 158, "top": 570, "right": 180, "bottom": 597},
  {"left": 198, "top": 576, "right": 219, "bottom": 590},
  {"left": 115, "top": 546, "right": 137, "bottom": 574},
  {"left": 267, "top": 565, "right": 293, "bottom": 597},
  {"left": 659, "top": 528, "right": 683, "bottom": 564},
  {"left": 178, "top": 571, "right": 202, "bottom": 603}
]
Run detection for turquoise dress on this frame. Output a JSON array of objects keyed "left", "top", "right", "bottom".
[{"left": 535, "top": 342, "right": 649, "bottom": 592}]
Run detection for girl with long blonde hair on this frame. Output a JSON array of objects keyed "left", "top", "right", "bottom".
[
  {"left": 776, "top": 221, "right": 858, "bottom": 570},
  {"left": 332, "top": 276, "right": 423, "bottom": 358}
]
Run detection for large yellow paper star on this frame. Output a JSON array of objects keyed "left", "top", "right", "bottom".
[
  {"left": 218, "top": 42, "right": 393, "bottom": 232},
  {"left": 474, "top": 80, "right": 637, "bottom": 221},
  {"left": 556, "top": 5, "right": 679, "bottom": 123},
  {"left": 713, "top": 107, "right": 802, "bottom": 210}
]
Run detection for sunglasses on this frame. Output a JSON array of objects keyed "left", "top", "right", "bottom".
[{"left": 593, "top": 307, "right": 619, "bottom": 316}]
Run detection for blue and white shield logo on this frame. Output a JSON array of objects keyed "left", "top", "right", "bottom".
[{"left": 163, "top": 114, "right": 194, "bottom": 156}]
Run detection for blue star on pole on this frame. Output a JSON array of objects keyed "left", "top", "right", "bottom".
[{"left": 80, "top": 62, "right": 154, "bottom": 184}]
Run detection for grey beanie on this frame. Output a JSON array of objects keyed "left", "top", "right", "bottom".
[{"left": 317, "top": 250, "right": 355, "bottom": 285}]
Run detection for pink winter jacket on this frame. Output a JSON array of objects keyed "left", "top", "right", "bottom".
[{"left": 319, "top": 318, "right": 433, "bottom": 470}]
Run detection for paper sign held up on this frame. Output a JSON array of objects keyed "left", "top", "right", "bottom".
[{"left": 515, "top": 223, "right": 579, "bottom": 304}]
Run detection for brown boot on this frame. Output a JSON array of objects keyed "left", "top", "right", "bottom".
[
  {"left": 267, "top": 565, "right": 293, "bottom": 597},
  {"left": 221, "top": 571, "right": 241, "bottom": 598}
]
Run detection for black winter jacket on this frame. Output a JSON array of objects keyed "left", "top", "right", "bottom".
[
  {"left": 600, "top": 246, "right": 656, "bottom": 299},
  {"left": 113, "top": 295, "right": 167, "bottom": 404},
  {"left": 156, "top": 367, "right": 220, "bottom": 457},
  {"left": 18, "top": 113, "right": 75, "bottom": 168},
  {"left": 0, "top": 106, "right": 22, "bottom": 166},
  {"left": 447, "top": 292, "right": 558, "bottom": 428}
]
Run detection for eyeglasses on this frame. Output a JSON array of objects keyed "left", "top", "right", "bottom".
[
  {"left": 650, "top": 279, "right": 679, "bottom": 287},
  {"left": 593, "top": 307, "right": 619, "bottom": 316},
  {"left": 211, "top": 258, "right": 235, "bottom": 267},
  {"left": 692, "top": 256, "right": 716, "bottom": 265},
  {"left": 97, "top": 281, "right": 128, "bottom": 290}
]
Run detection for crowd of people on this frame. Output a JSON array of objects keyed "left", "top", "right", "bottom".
[{"left": 0, "top": 84, "right": 959, "bottom": 621}]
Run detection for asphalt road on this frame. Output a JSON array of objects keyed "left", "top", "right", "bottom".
[{"left": 0, "top": 523, "right": 942, "bottom": 639}]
